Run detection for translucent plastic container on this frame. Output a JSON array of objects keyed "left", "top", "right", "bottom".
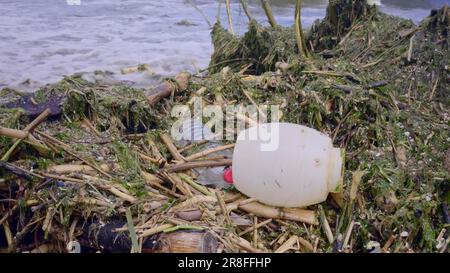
[
  {"left": 232, "top": 123, "right": 344, "bottom": 207},
  {"left": 177, "top": 118, "right": 231, "bottom": 189}
]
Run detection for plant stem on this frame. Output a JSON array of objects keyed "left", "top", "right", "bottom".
[{"left": 260, "top": 0, "right": 277, "bottom": 27}]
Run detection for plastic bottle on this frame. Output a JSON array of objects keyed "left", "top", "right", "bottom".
[
  {"left": 177, "top": 119, "right": 232, "bottom": 189},
  {"left": 232, "top": 122, "right": 344, "bottom": 208}
]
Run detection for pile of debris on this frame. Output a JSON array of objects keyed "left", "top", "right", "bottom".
[{"left": 0, "top": 0, "right": 449, "bottom": 253}]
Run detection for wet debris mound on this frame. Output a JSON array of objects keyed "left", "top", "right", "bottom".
[{"left": 0, "top": 0, "right": 449, "bottom": 253}]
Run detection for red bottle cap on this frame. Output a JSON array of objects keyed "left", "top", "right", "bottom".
[{"left": 223, "top": 168, "right": 233, "bottom": 184}]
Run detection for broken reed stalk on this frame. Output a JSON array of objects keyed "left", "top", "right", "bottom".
[
  {"left": 138, "top": 152, "right": 161, "bottom": 164},
  {"left": 125, "top": 208, "right": 140, "bottom": 253},
  {"left": 178, "top": 173, "right": 213, "bottom": 196},
  {"left": 36, "top": 133, "right": 112, "bottom": 178},
  {"left": 239, "top": 218, "right": 272, "bottom": 236},
  {"left": 184, "top": 143, "right": 234, "bottom": 161},
  {"left": 242, "top": 90, "right": 267, "bottom": 120},
  {"left": 275, "top": 235, "right": 298, "bottom": 253},
  {"left": 0, "top": 127, "right": 28, "bottom": 139},
  {"left": 239, "top": 0, "right": 252, "bottom": 21},
  {"left": 295, "top": 0, "right": 310, "bottom": 58},
  {"left": 177, "top": 140, "right": 208, "bottom": 154},
  {"left": 260, "top": 0, "right": 277, "bottom": 27},
  {"left": 46, "top": 163, "right": 112, "bottom": 175},
  {"left": 225, "top": 0, "right": 234, "bottom": 34},
  {"left": 151, "top": 231, "right": 217, "bottom": 253},
  {"left": 165, "top": 159, "right": 232, "bottom": 172},
  {"left": 0, "top": 204, "right": 18, "bottom": 227},
  {"left": 230, "top": 200, "right": 317, "bottom": 225},
  {"left": 139, "top": 223, "right": 174, "bottom": 239},
  {"left": 319, "top": 206, "right": 334, "bottom": 244},
  {"left": 215, "top": 191, "right": 232, "bottom": 225},
  {"left": 160, "top": 133, "right": 185, "bottom": 161},
  {"left": 21, "top": 108, "right": 52, "bottom": 134},
  {"left": 1, "top": 108, "right": 52, "bottom": 161},
  {"left": 233, "top": 236, "right": 263, "bottom": 253},
  {"left": 147, "top": 72, "right": 190, "bottom": 106}
]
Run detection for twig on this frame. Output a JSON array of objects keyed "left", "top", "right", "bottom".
[
  {"left": 233, "top": 236, "right": 263, "bottom": 253},
  {"left": 215, "top": 191, "right": 232, "bottom": 225},
  {"left": 178, "top": 173, "right": 213, "bottom": 196},
  {"left": 0, "top": 204, "right": 18, "bottom": 227},
  {"left": 178, "top": 140, "right": 208, "bottom": 154},
  {"left": 407, "top": 35, "right": 415, "bottom": 63},
  {"left": 242, "top": 90, "right": 266, "bottom": 120},
  {"left": 160, "top": 133, "right": 185, "bottom": 162},
  {"left": 342, "top": 220, "right": 355, "bottom": 250},
  {"left": 275, "top": 235, "right": 298, "bottom": 253},
  {"left": 37, "top": 132, "right": 111, "bottom": 178},
  {"left": 126, "top": 208, "right": 140, "bottom": 253},
  {"left": 239, "top": 218, "right": 272, "bottom": 236},
  {"left": 165, "top": 159, "right": 232, "bottom": 173},
  {"left": 301, "top": 70, "right": 345, "bottom": 77},
  {"left": 0, "top": 162, "right": 44, "bottom": 180},
  {"left": 233, "top": 201, "right": 317, "bottom": 225},
  {"left": 297, "top": 237, "right": 314, "bottom": 252},
  {"left": 382, "top": 234, "right": 397, "bottom": 253},
  {"left": 1, "top": 108, "right": 51, "bottom": 161},
  {"left": 184, "top": 144, "right": 234, "bottom": 161},
  {"left": 139, "top": 223, "right": 174, "bottom": 239},
  {"left": 429, "top": 76, "right": 439, "bottom": 101},
  {"left": 319, "top": 206, "right": 334, "bottom": 244}
]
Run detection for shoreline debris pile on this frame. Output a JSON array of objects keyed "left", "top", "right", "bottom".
[{"left": 0, "top": 0, "right": 449, "bottom": 253}]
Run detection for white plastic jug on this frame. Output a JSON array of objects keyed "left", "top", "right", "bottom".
[{"left": 232, "top": 123, "right": 344, "bottom": 208}]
